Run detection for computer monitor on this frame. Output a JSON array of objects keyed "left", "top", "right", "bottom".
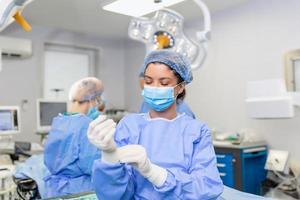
[
  {"left": 36, "top": 99, "right": 68, "bottom": 133},
  {"left": 0, "top": 106, "right": 21, "bottom": 135}
]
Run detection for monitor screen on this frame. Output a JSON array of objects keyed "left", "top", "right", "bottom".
[
  {"left": 0, "top": 107, "right": 20, "bottom": 135},
  {"left": 37, "top": 100, "right": 67, "bottom": 132}
]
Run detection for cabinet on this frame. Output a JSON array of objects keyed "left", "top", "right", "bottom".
[{"left": 214, "top": 142, "right": 267, "bottom": 195}]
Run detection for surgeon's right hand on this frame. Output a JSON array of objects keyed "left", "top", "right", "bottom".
[{"left": 87, "top": 115, "right": 119, "bottom": 163}]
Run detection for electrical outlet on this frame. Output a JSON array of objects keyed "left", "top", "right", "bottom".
[{"left": 265, "top": 150, "right": 289, "bottom": 173}]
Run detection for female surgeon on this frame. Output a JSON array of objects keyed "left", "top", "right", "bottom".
[
  {"left": 43, "top": 77, "right": 105, "bottom": 197},
  {"left": 88, "top": 50, "right": 223, "bottom": 200}
]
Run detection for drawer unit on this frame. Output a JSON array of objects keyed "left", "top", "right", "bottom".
[
  {"left": 216, "top": 153, "right": 234, "bottom": 187},
  {"left": 214, "top": 142, "right": 267, "bottom": 195}
]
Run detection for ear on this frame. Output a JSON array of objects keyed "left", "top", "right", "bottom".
[
  {"left": 139, "top": 79, "right": 145, "bottom": 89},
  {"left": 81, "top": 101, "right": 90, "bottom": 114},
  {"left": 176, "top": 83, "right": 185, "bottom": 95}
]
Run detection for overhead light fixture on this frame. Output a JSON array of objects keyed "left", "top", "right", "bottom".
[
  {"left": 102, "top": 0, "right": 185, "bottom": 17},
  {"left": 128, "top": 0, "right": 211, "bottom": 70}
]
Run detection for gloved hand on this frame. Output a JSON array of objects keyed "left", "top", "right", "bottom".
[
  {"left": 118, "top": 145, "right": 168, "bottom": 187},
  {"left": 87, "top": 115, "right": 119, "bottom": 163}
]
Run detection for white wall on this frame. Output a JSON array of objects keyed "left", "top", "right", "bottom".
[
  {"left": 124, "top": 0, "right": 300, "bottom": 161},
  {"left": 124, "top": 41, "right": 146, "bottom": 112},
  {"left": 0, "top": 24, "right": 125, "bottom": 142}
]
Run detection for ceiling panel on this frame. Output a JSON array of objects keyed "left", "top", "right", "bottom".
[{"left": 23, "top": 0, "right": 249, "bottom": 39}]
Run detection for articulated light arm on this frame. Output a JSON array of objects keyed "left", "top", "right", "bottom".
[
  {"left": 0, "top": 0, "right": 33, "bottom": 32},
  {"left": 191, "top": 0, "right": 211, "bottom": 70},
  {"left": 193, "top": 0, "right": 211, "bottom": 42}
]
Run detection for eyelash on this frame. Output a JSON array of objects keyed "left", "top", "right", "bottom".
[{"left": 145, "top": 81, "right": 169, "bottom": 86}]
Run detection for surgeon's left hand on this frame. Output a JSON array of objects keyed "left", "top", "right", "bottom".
[{"left": 118, "top": 145, "right": 168, "bottom": 187}]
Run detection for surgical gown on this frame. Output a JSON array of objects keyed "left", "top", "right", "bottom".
[
  {"left": 92, "top": 113, "right": 223, "bottom": 200},
  {"left": 44, "top": 114, "right": 100, "bottom": 198},
  {"left": 139, "top": 100, "right": 196, "bottom": 119}
]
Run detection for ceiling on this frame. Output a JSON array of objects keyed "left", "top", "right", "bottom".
[{"left": 23, "top": 0, "right": 249, "bottom": 39}]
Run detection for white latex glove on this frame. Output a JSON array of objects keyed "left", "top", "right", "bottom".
[
  {"left": 87, "top": 115, "right": 119, "bottom": 163},
  {"left": 118, "top": 145, "right": 167, "bottom": 187}
]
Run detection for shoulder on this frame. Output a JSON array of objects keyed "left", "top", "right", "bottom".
[
  {"left": 180, "top": 114, "right": 205, "bottom": 125},
  {"left": 180, "top": 114, "right": 211, "bottom": 138},
  {"left": 53, "top": 114, "right": 92, "bottom": 129},
  {"left": 177, "top": 101, "right": 196, "bottom": 118}
]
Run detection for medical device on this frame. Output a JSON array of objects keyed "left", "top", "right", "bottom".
[
  {"left": 0, "top": 165, "right": 16, "bottom": 200},
  {"left": 128, "top": 0, "right": 211, "bottom": 70},
  {"left": 0, "top": 106, "right": 20, "bottom": 136},
  {"left": 264, "top": 150, "right": 300, "bottom": 199},
  {"left": 36, "top": 99, "right": 67, "bottom": 133},
  {"left": 265, "top": 150, "right": 289, "bottom": 173}
]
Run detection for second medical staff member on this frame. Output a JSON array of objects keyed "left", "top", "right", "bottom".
[
  {"left": 88, "top": 50, "right": 223, "bottom": 199},
  {"left": 44, "top": 77, "right": 104, "bottom": 197}
]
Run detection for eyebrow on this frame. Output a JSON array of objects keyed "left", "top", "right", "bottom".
[
  {"left": 144, "top": 76, "right": 172, "bottom": 81},
  {"left": 159, "top": 77, "right": 172, "bottom": 81}
]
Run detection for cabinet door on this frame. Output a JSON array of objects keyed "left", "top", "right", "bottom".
[
  {"left": 216, "top": 153, "right": 234, "bottom": 187},
  {"left": 242, "top": 148, "right": 267, "bottom": 195}
]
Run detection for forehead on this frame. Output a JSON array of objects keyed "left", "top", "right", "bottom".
[{"left": 144, "top": 63, "right": 175, "bottom": 77}]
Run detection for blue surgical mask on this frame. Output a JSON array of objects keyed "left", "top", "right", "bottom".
[
  {"left": 142, "top": 85, "right": 177, "bottom": 112},
  {"left": 87, "top": 107, "right": 101, "bottom": 120}
]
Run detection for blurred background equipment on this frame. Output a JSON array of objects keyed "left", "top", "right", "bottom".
[
  {"left": 0, "top": 106, "right": 21, "bottom": 136},
  {"left": 263, "top": 150, "right": 300, "bottom": 199},
  {"left": 0, "top": 165, "right": 16, "bottom": 200},
  {"left": 105, "top": 109, "right": 128, "bottom": 123},
  {"left": 36, "top": 99, "right": 67, "bottom": 133}
]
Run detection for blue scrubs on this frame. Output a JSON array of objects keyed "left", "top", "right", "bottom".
[
  {"left": 44, "top": 114, "right": 100, "bottom": 198},
  {"left": 92, "top": 113, "right": 223, "bottom": 200},
  {"left": 139, "top": 100, "right": 196, "bottom": 119}
]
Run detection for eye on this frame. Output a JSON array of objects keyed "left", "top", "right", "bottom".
[
  {"left": 145, "top": 80, "right": 152, "bottom": 85},
  {"left": 160, "top": 79, "right": 171, "bottom": 86},
  {"left": 144, "top": 78, "right": 152, "bottom": 84}
]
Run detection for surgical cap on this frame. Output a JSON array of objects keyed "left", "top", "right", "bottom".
[
  {"left": 68, "top": 77, "right": 104, "bottom": 102},
  {"left": 140, "top": 50, "right": 193, "bottom": 84}
]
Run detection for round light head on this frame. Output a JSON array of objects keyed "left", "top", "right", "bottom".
[{"left": 154, "top": 31, "right": 174, "bottom": 49}]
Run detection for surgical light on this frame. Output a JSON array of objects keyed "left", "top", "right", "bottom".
[
  {"left": 101, "top": 0, "right": 185, "bottom": 17},
  {"left": 128, "top": 0, "right": 211, "bottom": 70}
]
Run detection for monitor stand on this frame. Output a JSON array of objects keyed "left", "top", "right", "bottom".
[{"left": 36, "top": 131, "right": 49, "bottom": 145}]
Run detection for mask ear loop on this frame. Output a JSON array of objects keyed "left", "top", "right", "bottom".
[
  {"left": 173, "top": 81, "right": 186, "bottom": 99},
  {"left": 88, "top": 96, "right": 103, "bottom": 112}
]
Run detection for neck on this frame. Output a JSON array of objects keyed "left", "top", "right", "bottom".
[
  {"left": 149, "top": 102, "right": 177, "bottom": 120},
  {"left": 69, "top": 103, "right": 86, "bottom": 114}
]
